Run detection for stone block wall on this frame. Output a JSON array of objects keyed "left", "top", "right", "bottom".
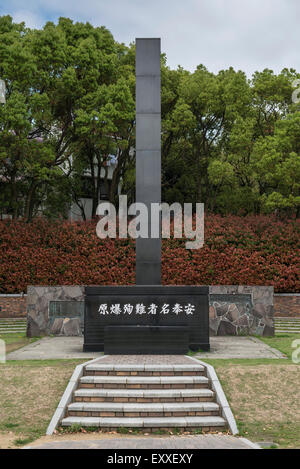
[
  {"left": 0, "top": 294, "right": 27, "bottom": 318},
  {"left": 27, "top": 286, "right": 84, "bottom": 337},
  {"left": 274, "top": 294, "right": 300, "bottom": 317},
  {"left": 27, "top": 284, "right": 275, "bottom": 338},
  {"left": 209, "top": 285, "right": 274, "bottom": 337}
]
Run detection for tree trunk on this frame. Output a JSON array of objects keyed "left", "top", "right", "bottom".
[
  {"left": 10, "top": 174, "right": 18, "bottom": 219},
  {"left": 109, "top": 166, "right": 119, "bottom": 205},
  {"left": 24, "top": 181, "right": 38, "bottom": 222}
]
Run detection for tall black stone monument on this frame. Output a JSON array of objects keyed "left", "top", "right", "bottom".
[
  {"left": 83, "top": 39, "right": 209, "bottom": 354},
  {"left": 135, "top": 38, "right": 161, "bottom": 285}
]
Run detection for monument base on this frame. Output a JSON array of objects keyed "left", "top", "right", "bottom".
[
  {"left": 83, "top": 286, "right": 210, "bottom": 354},
  {"left": 104, "top": 325, "right": 189, "bottom": 354}
]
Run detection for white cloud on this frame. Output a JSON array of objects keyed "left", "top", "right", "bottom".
[
  {"left": 12, "top": 10, "right": 44, "bottom": 29},
  {"left": 1, "top": 0, "right": 300, "bottom": 75}
]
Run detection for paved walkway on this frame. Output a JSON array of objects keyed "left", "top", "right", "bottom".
[
  {"left": 25, "top": 435, "right": 260, "bottom": 449},
  {"left": 7, "top": 337, "right": 99, "bottom": 360},
  {"left": 195, "top": 336, "right": 284, "bottom": 359},
  {"left": 6, "top": 336, "right": 285, "bottom": 360}
]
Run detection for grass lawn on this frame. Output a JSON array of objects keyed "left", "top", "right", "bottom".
[
  {"left": 259, "top": 333, "right": 300, "bottom": 361},
  {"left": 0, "top": 332, "right": 40, "bottom": 354},
  {"left": 203, "top": 333, "right": 300, "bottom": 449},
  {"left": 212, "top": 362, "right": 299, "bottom": 449},
  {"left": 0, "top": 333, "right": 299, "bottom": 449},
  {"left": 0, "top": 359, "right": 84, "bottom": 448}
]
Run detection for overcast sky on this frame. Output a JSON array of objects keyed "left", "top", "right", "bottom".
[{"left": 0, "top": 0, "right": 299, "bottom": 76}]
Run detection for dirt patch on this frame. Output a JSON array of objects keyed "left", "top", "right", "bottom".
[
  {"left": 0, "top": 364, "right": 75, "bottom": 445},
  {"left": 215, "top": 364, "right": 300, "bottom": 448},
  {"left": 217, "top": 365, "right": 300, "bottom": 424},
  {"left": 0, "top": 432, "right": 19, "bottom": 449},
  {"left": 25, "top": 432, "right": 171, "bottom": 447}
]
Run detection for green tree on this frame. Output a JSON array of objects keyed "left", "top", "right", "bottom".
[
  {"left": 0, "top": 16, "right": 135, "bottom": 220},
  {"left": 252, "top": 111, "right": 300, "bottom": 215},
  {"left": 162, "top": 65, "right": 252, "bottom": 208},
  {"left": 0, "top": 15, "right": 299, "bottom": 220}
]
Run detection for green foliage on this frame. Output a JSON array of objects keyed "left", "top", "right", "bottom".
[
  {"left": 0, "top": 15, "right": 299, "bottom": 219},
  {"left": 161, "top": 65, "right": 300, "bottom": 216},
  {"left": 0, "top": 15, "right": 135, "bottom": 220}
]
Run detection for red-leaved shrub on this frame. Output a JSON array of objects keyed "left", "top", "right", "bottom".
[{"left": 0, "top": 215, "right": 299, "bottom": 293}]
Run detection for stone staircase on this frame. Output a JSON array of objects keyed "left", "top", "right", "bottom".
[
  {"left": 274, "top": 317, "right": 300, "bottom": 334},
  {"left": 61, "top": 362, "right": 227, "bottom": 432},
  {"left": 0, "top": 318, "right": 27, "bottom": 334}
]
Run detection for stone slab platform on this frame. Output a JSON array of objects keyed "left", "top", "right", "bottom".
[
  {"left": 6, "top": 337, "right": 99, "bottom": 360},
  {"left": 24, "top": 435, "right": 260, "bottom": 449},
  {"left": 194, "top": 336, "right": 284, "bottom": 359},
  {"left": 93, "top": 355, "right": 197, "bottom": 365},
  {"left": 6, "top": 336, "right": 285, "bottom": 360}
]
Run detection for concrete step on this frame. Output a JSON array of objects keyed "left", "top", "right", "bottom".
[
  {"left": 275, "top": 320, "right": 300, "bottom": 322},
  {"left": 275, "top": 324, "right": 300, "bottom": 331},
  {"left": 0, "top": 326, "right": 26, "bottom": 328},
  {"left": 275, "top": 329, "right": 300, "bottom": 333},
  {"left": 0, "top": 329, "right": 26, "bottom": 333},
  {"left": 67, "top": 401, "right": 220, "bottom": 418},
  {"left": 274, "top": 318, "right": 300, "bottom": 324},
  {"left": 84, "top": 363, "right": 205, "bottom": 377},
  {"left": 0, "top": 324, "right": 26, "bottom": 327},
  {"left": 275, "top": 321, "right": 300, "bottom": 325},
  {"left": 0, "top": 323, "right": 26, "bottom": 327},
  {"left": 61, "top": 415, "right": 226, "bottom": 430},
  {"left": 0, "top": 325, "right": 26, "bottom": 328},
  {"left": 275, "top": 317, "right": 300, "bottom": 320},
  {"left": 0, "top": 318, "right": 27, "bottom": 321},
  {"left": 0, "top": 326, "right": 26, "bottom": 329},
  {"left": 275, "top": 326, "right": 300, "bottom": 329},
  {"left": 80, "top": 375, "right": 209, "bottom": 389},
  {"left": 275, "top": 324, "right": 300, "bottom": 327},
  {"left": 74, "top": 388, "right": 214, "bottom": 403},
  {"left": 0, "top": 319, "right": 27, "bottom": 323},
  {"left": 275, "top": 320, "right": 300, "bottom": 323},
  {"left": 0, "top": 323, "right": 26, "bottom": 326},
  {"left": 85, "top": 364, "right": 205, "bottom": 372}
]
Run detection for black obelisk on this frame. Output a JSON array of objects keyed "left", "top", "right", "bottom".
[{"left": 135, "top": 38, "right": 161, "bottom": 285}]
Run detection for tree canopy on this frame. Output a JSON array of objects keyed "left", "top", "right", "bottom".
[{"left": 0, "top": 15, "right": 299, "bottom": 220}]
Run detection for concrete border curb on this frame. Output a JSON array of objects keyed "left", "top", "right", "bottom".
[
  {"left": 186, "top": 355, "right": 239, "bottom": 435},
  {"left": 239, "top": 438, "right": 262, "bottom": 449},
  {"left": 250, "top": 336, "right": 286, "bottom": 358},
  {"left": 46, "top": 355, "right": 107, "bottom": 435}
]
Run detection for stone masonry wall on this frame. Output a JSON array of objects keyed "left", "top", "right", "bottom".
[
  {"left": 209, "top": 285, "right": 274, "bottom": 337},
  {"left": 27, "top": 285, "right": 274, "bottom": 338},
  {"left": 274, "top": 294, "right": 300, "bottom": 317},
  {"left": 0, "top": 294, "right": 27, "bottom": 318},
  {"left": 27, "top": 286, "right": 84, "bottom": 337}
]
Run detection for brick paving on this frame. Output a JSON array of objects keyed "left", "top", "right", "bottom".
[{"left": 96, "top": 355, "right": 195, "bottom": 365}]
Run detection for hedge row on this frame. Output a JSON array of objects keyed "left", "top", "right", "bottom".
[{"left": 0, "top": 215, "right": 299, "bottom": 293}]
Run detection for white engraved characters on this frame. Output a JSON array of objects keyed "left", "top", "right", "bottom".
[{"left": 98, "top": 302, "right": 196, "bottom": 316}]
